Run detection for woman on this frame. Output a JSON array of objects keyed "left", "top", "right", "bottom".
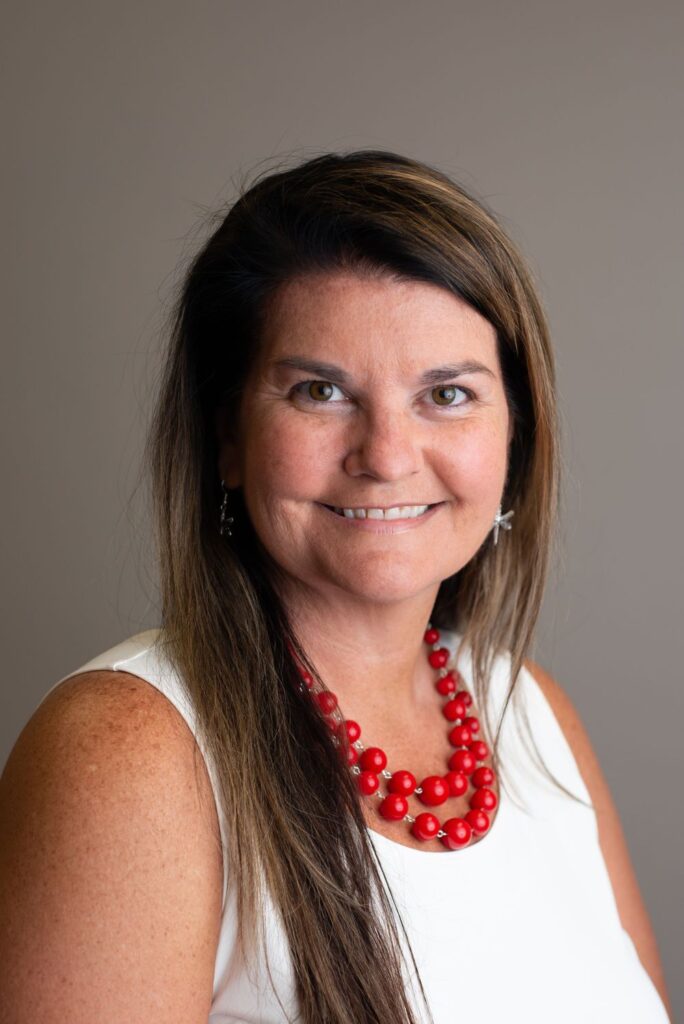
[{"left": 0, "top": 151, "right": 671, "bottom": 1022}]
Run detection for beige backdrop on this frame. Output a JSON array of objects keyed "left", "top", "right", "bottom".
[{"left": 2, "top": 0, "right": 682, "bottom": 1013}]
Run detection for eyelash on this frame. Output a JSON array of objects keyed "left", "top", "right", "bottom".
[{"left": 290, "top": 380, "right": 476, "bottom": 411}]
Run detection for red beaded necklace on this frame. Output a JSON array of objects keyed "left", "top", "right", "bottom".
[{"left": 292, "top": 624, "right": 498, "bottom": 850}]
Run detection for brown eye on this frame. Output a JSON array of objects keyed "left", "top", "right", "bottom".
[
  {"left": 431, "top": 385, "right": 461, "bottom": 406},
  {"left": 307, "top": 381, "right": 335, "bottom": 401}
]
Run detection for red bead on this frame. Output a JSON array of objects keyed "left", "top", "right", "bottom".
[
  {"left": 357, "top": 770, "right": 379, "bottom": 795},
  {"left": 436, "top": 673, "right": 456, "bottom": 696},
  {"left": 300, "top": 671, "right": 313, "bottom": 688},
  {"left": 444, "top": 770, "right": 468, "bottom": 797},
  {"left": 379, "top": 794, "right": 409, "bottom": 821},
  {"left": 455, "top": 689, "right": 473, "bottom": 708},
  {"left": 344, "top": 720, "right": 361, "bottom": 743},
  {"left": 472, "top": 766, "right": 495, "bottom": 788},
  {"left": 465, "top": 809, "right": 490, "bottom": 835},
  {"left": 411, "top": 812, "right": 440, "bottom": 841},
  {"left": 359, "top": 747, "right": 387, "bottom": 772},
  {"left": 424, "top": 627, "right": 440, "bottom": 644},
  {"left": 316, "top": 690, "right": 338, "bottom": 714},
  {"left": 463, "top": 715, "right": 480, "bottom": 734},
  {"left": 345, "top": 745, "right": 359, "bottom": 766},
  {"left": 448, "top": 724, "right": 473, "bottom": 747},
  {"left": 443, "top": 698, "right": 467, "bottom": 721},
  {"left": 388, "top": 770, "right": 417, "bottom": 796},
  {"left": 469, "top": 787, "right": 497, "bottom": 812},
  {"left": 418, "top": 775, "right": 449, "bottom": 806},
  {"left": 441, "top": 817, "right": 472, "bottom": 849},
  {"left": 428, "top": 647, "right": 450, "bottom": 669},
  {"left": 469, "top": 740, "right": 489, "bottom": 761},
  {"left": 448, "top": 749, "right": 476, "bottom": 775}
]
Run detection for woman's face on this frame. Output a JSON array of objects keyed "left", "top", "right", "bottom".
[{"left": 218, "top": 271, "right": 513, "bottom": 608}]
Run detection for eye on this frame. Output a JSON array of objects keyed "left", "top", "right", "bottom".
[
  {"left": 427, "top": 384, "right": 473, "bottom": 408},
  {"left": 292, "top": 380, "right": 347, "bottom": 403},
  {"left": 290, "top": 380, "right": 475, "bottom": 409}
]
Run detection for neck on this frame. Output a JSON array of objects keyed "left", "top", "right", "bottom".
[{"left": 283, "top": 586, "right": 444, "bottom": 714}]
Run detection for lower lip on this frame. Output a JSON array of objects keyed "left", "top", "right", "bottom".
[{"left": 316, "top": 502, "right": 445, "bottom": 533}]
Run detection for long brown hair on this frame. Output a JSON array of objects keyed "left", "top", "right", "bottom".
[{"left": 146, "top": 150, "right": 578, "bottom": 1023}]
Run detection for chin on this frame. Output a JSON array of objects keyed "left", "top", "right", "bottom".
[{"left": 324, "top": 561, "right": 448, "bottom": 605}]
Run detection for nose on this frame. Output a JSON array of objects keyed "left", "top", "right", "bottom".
[{"left": 343, "top": 407, "right": 423, "bottom": 481}]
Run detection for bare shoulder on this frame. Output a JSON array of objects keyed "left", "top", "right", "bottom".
[
  {"left": 524, "top": 659, "right": 672, "bottom": 1019},
  {"left": 0, "top": 669, "right": 223, "bottom": 1023}
]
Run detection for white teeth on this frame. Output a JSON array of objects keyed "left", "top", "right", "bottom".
[
  {"left": 333, "top": 504, "right": 431, "bottom": 520},
  {"left": 385, "top": 506, "right": 422, "bottom": 520}
]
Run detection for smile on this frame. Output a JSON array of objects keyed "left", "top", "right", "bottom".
[
  {"left": 326, "top": 503, "right": 438, "bottom": 520},
  {"left": 317, "top": 501, "right": 445, "bottom": 531}
]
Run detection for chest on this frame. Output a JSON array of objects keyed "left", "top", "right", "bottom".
[{"left": 354, "top": 693, "right": 501, "bottom": 854}]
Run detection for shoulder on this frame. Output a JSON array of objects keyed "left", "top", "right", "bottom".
[
  {"left": 523, "top": 658, "right": 672, "bottom": 1019},
  {"left": 0, "top": 669, "right": 223, "bottom": 1022}
]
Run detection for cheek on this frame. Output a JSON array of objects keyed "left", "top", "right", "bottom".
[
  {"left": 437, "top": 424, "right": 509, "bottom": 501},
  {"left": 243, "top": 412, "right": 337, "bottom": 501}
]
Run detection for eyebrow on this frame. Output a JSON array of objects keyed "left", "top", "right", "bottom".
[{"left": 272, "top": 356, "right": 496, "bottom": 386}]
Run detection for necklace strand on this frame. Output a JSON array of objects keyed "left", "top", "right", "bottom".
[{"left": 291, "top": 624, "right": 498, "bottom": 850}]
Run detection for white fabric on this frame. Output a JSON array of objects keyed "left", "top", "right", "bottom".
[{"left": 40, "top": 628, "right": 670, "bottom": 1023}]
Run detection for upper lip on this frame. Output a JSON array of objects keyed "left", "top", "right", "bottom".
[{"left": 321, "top": 501, "right": 443, "bottom": 510}]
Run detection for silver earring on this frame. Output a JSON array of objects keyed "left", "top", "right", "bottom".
[
  {"left": 492, "top": 504, "right": 514, "bottom": 545},
  {"left": 219, "top": 480, "right": 234, "bottom": 537}
]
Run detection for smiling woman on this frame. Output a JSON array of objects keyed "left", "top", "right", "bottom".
[{"left": 0, "top": 151, "right": 671, "bottom": 1023}]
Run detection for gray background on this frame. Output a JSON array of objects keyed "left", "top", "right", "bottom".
[{"left": 2, "top": 0, "right": 681, "bottom": 1014}]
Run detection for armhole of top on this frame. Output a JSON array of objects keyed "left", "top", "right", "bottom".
[{"left": 514, "top": 660, "right": 595, "bottom": 809}]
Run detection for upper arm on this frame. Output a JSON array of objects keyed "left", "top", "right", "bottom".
[
  {"left": 524, "top": 658, "right": 672, "bottom": 1020},
  {"left": 0, "top": 670, "right": 224, "bottom": 1023}
]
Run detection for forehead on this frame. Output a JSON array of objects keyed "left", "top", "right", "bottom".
[{"left": 258, "top": 271, "right": 499, "bottom": 375}]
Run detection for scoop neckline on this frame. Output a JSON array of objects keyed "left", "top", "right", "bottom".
[
  {"left": 366, "top": 816, "right": 501, "bottom": 861},
  {"left": 363, "top": 625, "right": 504, "bottom": 863},
  {"left": 365, "top": 785, "right": 506, "bottom": 863}
]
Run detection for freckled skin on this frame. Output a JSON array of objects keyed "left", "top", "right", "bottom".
[{"left": 219, "top": 271, "right": 512, "bottom": 617}]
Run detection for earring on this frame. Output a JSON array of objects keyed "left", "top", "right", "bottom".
[
  {"left": 219, "top": 480, "right": 234, "bottom": 537},
  {"left": 492, "top": 504, "right": 514, "bottom": 545}
]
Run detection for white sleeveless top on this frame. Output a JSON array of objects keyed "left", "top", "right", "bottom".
[{"left": 42, "top": 628, "right": 670, "bottom": 1023}]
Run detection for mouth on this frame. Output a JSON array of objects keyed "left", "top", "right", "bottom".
[{"left": 318, "top": 501, "right": 444, "bottom": 521}]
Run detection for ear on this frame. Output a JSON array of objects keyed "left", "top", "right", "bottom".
[{"left": 214, "top": 408, "right": 242, "bottom": 489}]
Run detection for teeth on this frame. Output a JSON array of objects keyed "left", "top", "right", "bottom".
[{"left": 333, "top": 505, "right": 431, "bottom": 520}]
